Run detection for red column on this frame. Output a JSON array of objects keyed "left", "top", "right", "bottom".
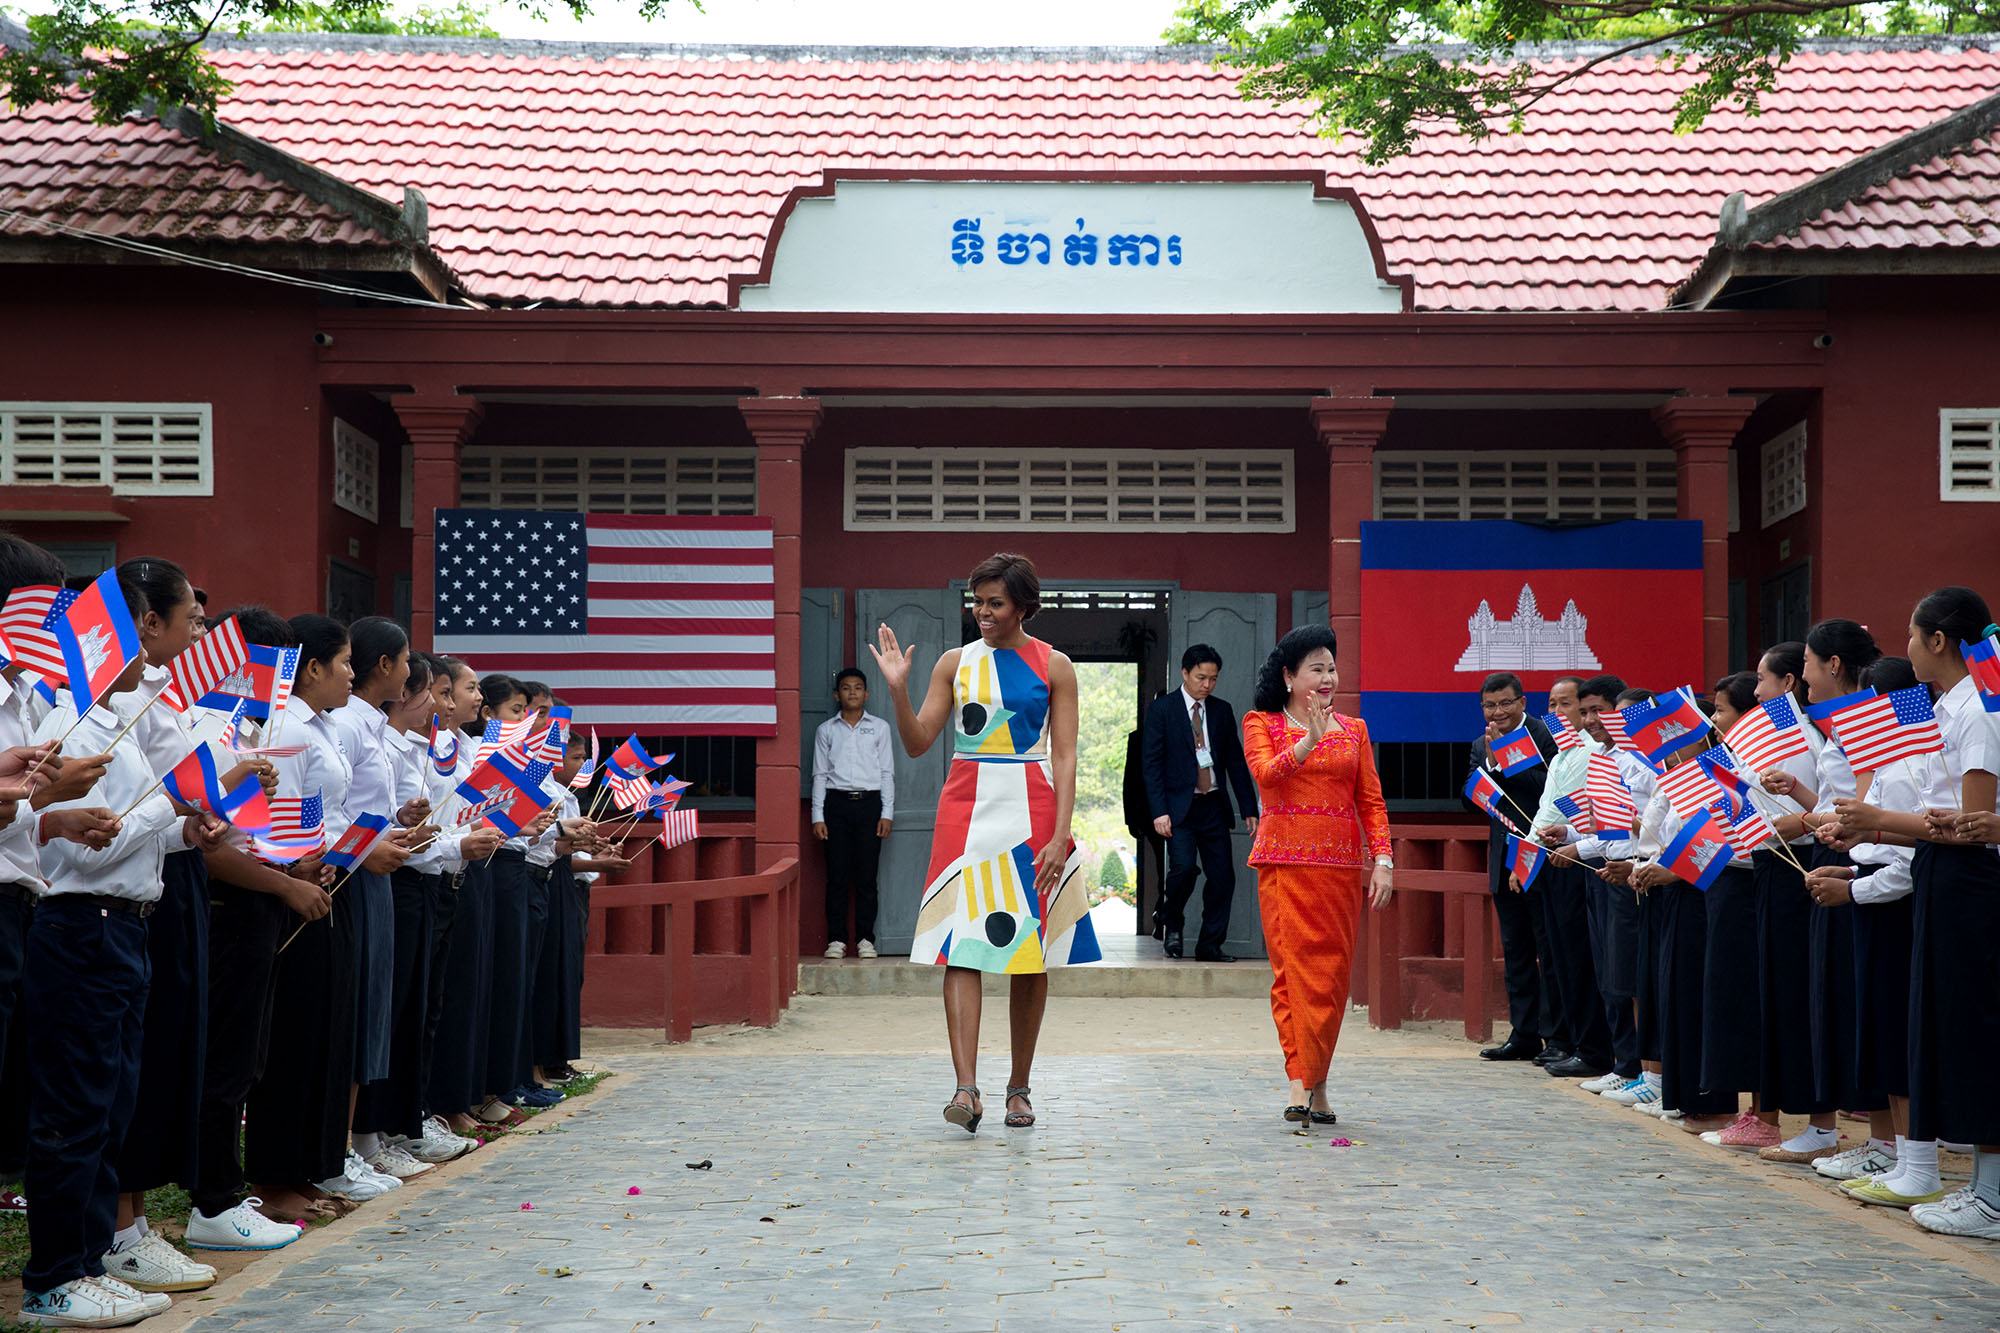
[
  {"left": 1309, "top": 396, "right": 1395, "bottom": 717},
  {"left": 738, "top": 397, "right": 821, "bottom": 873},
  {"left": 1652, "top": 396, "right": 1756, "bottom": 688},
  {"left": 392, "top": 394, "right": 483, "bottom": 651}
]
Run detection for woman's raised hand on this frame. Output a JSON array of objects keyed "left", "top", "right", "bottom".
[
  {"left": 867, "top": 623, "right": 914, "bottom": 691},
  {"left": 1303, "top": 695, "right": 1330, "bottom": 747}
]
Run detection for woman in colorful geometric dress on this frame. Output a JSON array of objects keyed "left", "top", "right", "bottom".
[
  {"left": 1240, "top": 624, "right": 1394, "bottom": 1125},
  {"left": 871, "top": 553, "right": 1100, "bottom": 1134}
]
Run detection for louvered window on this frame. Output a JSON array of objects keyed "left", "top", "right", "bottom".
[
  {"left": 458, "top": 448, "right": 758, "bottom": 514},
  {"left": 1940, "top": 411, "right": 2000, "bottom": 500},
  {"left": 0, "top": 403, "right": 211, "bottom": 496},
  {"left": 332, "top": 418, "right": 380, "bottom": 523},
  {"left": 1759, "top": 424, "right": 1807, "bottom": 528},
  {"left": 1375, "top": 451, "right": 1677, "bottom": 521},
  {"left": 845, "top": 448, "right": 1293, "bottom": 532}
]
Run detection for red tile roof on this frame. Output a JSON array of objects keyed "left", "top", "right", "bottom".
[
  {"left": 1751, "top": 133, "right": 2000, "bottom": 253},
  {"left": 0, "top": 93, "right": 406, "bottom": 252}
]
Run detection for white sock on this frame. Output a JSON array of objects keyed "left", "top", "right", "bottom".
[
  {"left": 1974, "top": 1149, "right": 2000, "bottom": 1210},
  {"left": 133, "top": 1215, "right": 149, "bottom": 1237},
  {"left": 1643, "top": 1071, "right": 1663, "bottom": 1090},
  {"left": 1780, "top": 1125, "right": 1837, "bottom": 1153},
  {"left": 110, "top": 1222, "right": 144, "bottom": 1254},
  {"left": 1887, "top": 1139, "right": 1941, "bottom": 1195},
  {"left": 1869, "top": 1136, "right": 1897, "bottom": 1157},
  {"left": 352, "top": 1132, "right": 382, "bottom": 1159}
]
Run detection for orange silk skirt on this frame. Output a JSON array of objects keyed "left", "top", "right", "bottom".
[{"left": 1257, "top": 864, "right": 1367, "bottom": 1086}]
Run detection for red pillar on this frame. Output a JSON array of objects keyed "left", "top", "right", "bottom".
[
  {"left": 1309, "top": 396, "right": 1396, "bottom": 717},
  {"left": 1652, "top": 396, "right": 1756, "bottom": 688},
  {"left": 392, "top": 394, "right": 484, "bottom": 651},
  {"left": 738, "top": 397, "right": 821, "bottom": 873}
]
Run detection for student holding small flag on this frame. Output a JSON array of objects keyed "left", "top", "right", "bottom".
[
  {"left": 1834, "top": 587, "right": 2000, "bottom": 1240},
  {"left": 1588, "top": 685, "right": 1671, "bottom": 1111},
  {"left": 483, "top": 675, "right": 563, "bottom": 1115},
  {"left": 533, "top": 717, "right": 618, "bottom": 1089},
  {"left": 1465, "top": 672, "right": 1562, "bottom": 1064},
  {"left": 19, "top": 565, "right": 216, "bottom": 1329}
]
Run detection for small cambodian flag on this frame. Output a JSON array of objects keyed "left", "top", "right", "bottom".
[
  {"left": 199, "top": 644, "right": 299, "bottom": 722},
  {"left": 605, "top": 734, "right": 669, "bottom": 781},
  {"left": 1464, "top": 768, "right": 1509, "bottom": 822},
  {"left": 1660, "top": 808, "right": 1732, "bottom": 891},
  {"left": 161, "top": 744, "right": 272, "bottom": 837},
  {"left": 1506, "top": 833, "right": 1550, "bottom": 890},
  {"left": 322, "top": 812, "right": 393, "bottom": 870},
  {"left": 1488, "top": 725, "right": 1543, "bottom": 777},
  {"left": 1962, "top": 635, "right": 2000, "bottom": 713},
  {"left": 1620, "top": 687, "right": 1710, "bottom": 763},
  {"left": 458, "top": 748, "right": 556, "bottom": 837},
  {"left": 428, "top": 715, "right": 459, "bottom": 776},
  {"left": 43, "top": 570, "right": 141, "bottom": 715}
]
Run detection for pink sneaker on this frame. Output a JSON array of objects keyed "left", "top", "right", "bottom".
[{"left": 1717, "top": 1113, "right": 1781, "bottom": 1150}]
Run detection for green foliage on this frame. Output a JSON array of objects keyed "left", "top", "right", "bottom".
[
  {"left": 1166, "top": 0, "right": 2000, "bottom": 163},
  {"left": 259, "top": 0, "right": 504, "bottom": 36},
  {"left": 0, "top": 0, "right": 692, "bottom": 124},
  {"left": 1096, "top": 849, "right": 1130, "bottom": 890}
]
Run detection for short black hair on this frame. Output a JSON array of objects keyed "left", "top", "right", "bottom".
[
  {"left": 1480, "top": 672, "right": 1524, "bottom": 697},
  {"left": 520, "top": 678, "right": 552, "bottom": 703},
  {"left": 1614, "top": 687, "right": 1655, "bottom": 707},
  {"left": 834, "top": 667, "right": 867, "bottom": 689},
  {"left": 213, "top": 605, "right": 295, "bottom": 649},
  {"left": 1552, "top": 675, "right": 1585, "bottom": 691},
  {"left": 1181, "top": 644, "right": 1222, "bottom": 673},
  {"left": 0, "top": 532, "right": 68, "bottom": 600},
  {"left": 1578, "top": 674, "right": 1629, "bottom": 705}
]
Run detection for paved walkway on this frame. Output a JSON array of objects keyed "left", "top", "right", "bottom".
[{"left": 185, "top": 1002, "right": 2000, "bottom": 1331}]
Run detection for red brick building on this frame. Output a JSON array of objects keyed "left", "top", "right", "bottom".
[{"left": 4, "top": 28, "right": 1997, "bottom": 998}]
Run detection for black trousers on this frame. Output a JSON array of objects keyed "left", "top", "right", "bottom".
[
  {"left": 1700, "top": 865, "right": 1761, "bottom": 1096},
  {"left": 244, "top": 881, "right": 357, "bottom": 1185},
  {"left": 534, "top": 863, "right": 585, "bottom": 1067},
  {"left": 1754, "top": 849, "right": 1826, "bottom": 1114},
  {"left": 1584, "top": 867, "right": 1641, "bottom": 1077},
  {"left": 1907, "top": 843, "right": 2000, "bottom": 1144},
  {"left": 822, "top": 791, "right": 883, "bottom": 944},
  {"left": 0, "top": 886, "right": 34, "bottom": 1182},
  {"left": 355, "top": 868, "right": 435, "bottom": 1141},
  {"left": 191, "top": 885, "right": 287, "bottom": 1218},
  {"left": 430, "top": 862, "right": 492, "bottom": 1115},
  {"left": 420, "top": 870, "right": 459, "bottom": 1117},
  {"left": 1538, "top": 863, "right": 1611, "bottom": 1066},
  {"left": 1658, "top": 881, "right": 1735, "bottom": 1117},
  {"left": 23, "top": 897, "right": 149, "bottom": 1294},
  {"left": 1490, "top": 878, "right": 1548, "bottom": 1044},
  {"left": 487, "top": 853, "right": 535, "bottom": 1096},
  {"left": 119, "top": 849, "right": 207, "bottom": 1194},
  {"left": 1161, "top": 792, "right": 1235, "bottom": 956}
]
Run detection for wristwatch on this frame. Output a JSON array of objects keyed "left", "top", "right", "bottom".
[{"left": 1373, "top": 855, "right": 1394, "bottom": 869}]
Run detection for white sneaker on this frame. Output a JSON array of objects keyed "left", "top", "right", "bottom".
[
  {"left": 365, "top": 1144, "right": 434, "bottom": 1180},
  {"left": 1579, "top": 1071, "right": 1624, "bottom": 1094},
  {"left": 86, "top": 1275, "right": 170, "bottom": 1316},
  {"left": 102, "top": 1233, "right": 215, "bottom": 1293},
  {"left": 19, "top": 1275, "right": 153, "bottom": 1327},
  {"left": 1909, "top": 1188, "right": 2000, "bottom": 1240},
  {"left": 1815, "top": 1143, "right": 1898, "bottom": 1180},
  {"left": 1605, "top": 1079, "right": 1661, "bottom": 1108},
  {"left": 823, "top": 940, "right": 846, "bottom": 959},
  {"left": 185, "top": 1199, "right": 303, "bottom": 1251},
  {"left": 401, "top": 1116, "right": 476, "bottom": 1164},
  {"left": 856, "top": 938, "right": 878, "bottom": 959},
  {"left": 317, "top": 1150, "right": 395, "bottom": 1200}
]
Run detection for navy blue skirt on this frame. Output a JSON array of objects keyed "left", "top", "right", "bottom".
[
  {"left": 1754, "top": 848, "right": 1826, "bottom": 1114},
  {"left": 353, "top": 868, "right": 395, "bottom": 1085},
  {"left": 1658, "top": 882, "right": 1734, "bottom": 1117},
  {"left": 1699, "top": 865, "right": 1760, "bottom": 1095},
  {"left": 1808, "top": 845, "right": 1881, "bottom": 1111},
  {"left": 1906, "top": 842, "right": 2000, "bottom": 1143},
  {"left": 429, "top": 861, "right": 494, "bottom": 1114},
  {"left": 1852, "top": 888, "right": 1913, "bottom": 1099}
]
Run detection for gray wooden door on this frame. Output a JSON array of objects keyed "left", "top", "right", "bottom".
[
  {"left": 855, "top": 587, "right": 959, "bottom": 955},
  {"left": 799, "top": 588, "right": 842, "bottom": 797},
  {"left": 1169, "top": 591, "right": 1278, "bottom": 958},
  {"left": 1291, "top": 589, "right": 1329, "bottom": 636}
]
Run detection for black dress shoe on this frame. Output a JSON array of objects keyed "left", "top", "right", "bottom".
[
  {"left": 1163, "top": 931, "right": 1184, "bottom": 958},
  {"left": 1531, "top": 1045, "right": 1573, "bottom": 1067},
  {"left": 1479, "top": 1038, "right": 1543, "bottom": 1062},
  {"left": 1546, "top": 1055, "right": 1610, "bottom": 1078},
  {"left": 1195, "top": 950, "right": 1236, "bottom": 963}
]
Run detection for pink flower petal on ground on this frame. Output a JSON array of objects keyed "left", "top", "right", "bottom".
[
  {"left": 1327, "top": 1138, "right": 1353, "bottom": 1147},
  {"left": 627, "top": 1187, "right": 642, "bottom": 1195},
  {"left": 521, "top": 1202, "right": 534, "bottom": 1210}
]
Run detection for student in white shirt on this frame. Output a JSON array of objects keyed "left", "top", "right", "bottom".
[
  {"left": 534, "top": 721, "right": 622, "bottom": 1087},
  {"left": 812, "top": 668, "right": 897, "bottom": 959},
  {"left": 488, "top": 677, "right": 561, "bottom": 1113},
  {"left": 19, "top": 568, "right": 213, "bottom": 1329}
]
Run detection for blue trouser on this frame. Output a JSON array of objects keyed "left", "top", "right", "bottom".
[{"left": 23, "top": 897, "right": 150, "bottom": 1294}]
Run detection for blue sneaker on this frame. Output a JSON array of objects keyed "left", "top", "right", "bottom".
[
  {"left": 507, "top": 1084, "right": 562, "bottom": 1108},
  {"left": 1602, "top": 1078, "right": 1659, "bottom": 1107}
]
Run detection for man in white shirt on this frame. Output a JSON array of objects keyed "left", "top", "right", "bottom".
[{"left": 811, "top": 669, "right": 895, "bottom": 960}]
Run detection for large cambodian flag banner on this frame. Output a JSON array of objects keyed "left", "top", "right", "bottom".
[{"left": 1358, "top": 520, "right": 1704, "bottom": 743}]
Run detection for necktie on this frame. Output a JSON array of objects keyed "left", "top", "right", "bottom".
[{"left": 1193, "top": 701, "right": 1212, "bottom": 793}]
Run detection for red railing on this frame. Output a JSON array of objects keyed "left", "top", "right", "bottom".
[
  {"left": 581, "top": 817, "right": 801, "bottom": 1041},
  {"left": 1352, "top": 822, "right": 1504, "bottom": 1042}
]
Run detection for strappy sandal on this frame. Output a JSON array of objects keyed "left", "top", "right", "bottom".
[
  {"left": 943, "top": 1084, "right": 982, "bottom": 1134},
  {"left": 1309, "top": 1083, "right": 1337, "bottom": 1123},
  {"left": 1005, "top": 1086, "right": 1035, "bottom": 1128},
  {"left": 1283, "top": 1105, "right": 1310, "bottom": 1123}
]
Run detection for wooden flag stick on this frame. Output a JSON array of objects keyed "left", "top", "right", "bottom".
[{"left": 278, "top": 865, "right": 354, "bottom": 953}]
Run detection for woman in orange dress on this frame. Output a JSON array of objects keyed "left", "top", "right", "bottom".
[{"left": 1242, "top": 624, "right": 1395, "bottom": 1125}]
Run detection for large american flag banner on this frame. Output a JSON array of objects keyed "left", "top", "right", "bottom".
[{"left": 431, "top": 512, "right": 775, "bottom": 736}]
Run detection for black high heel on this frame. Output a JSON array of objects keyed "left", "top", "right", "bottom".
[
  {"left": 944, "top": 1084, "right": 982, "bottom": 1134},
  {"left": 1283, "top": 1105, "right": 1310, "bottom": 1123}
]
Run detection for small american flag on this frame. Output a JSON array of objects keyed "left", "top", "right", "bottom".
[
  {"left": 432, "top": 511, "right": 776, "bottom": 736},
  {"left": 656, "top": 807, "right": 699, "bottom": 850},
  {"left": 256, "top": 791, "right": 326, "bottom": 862},
  {"left": 166, "top": 616, "right": 249, "bottom": 714},
  {"left": 1585, "top": 751, "right": 1638, "bottom": 831},
  {"left": 1658, "top": 758, "right": 1728, "bottom": 823},
  {"left": 1723, "top": 695, "right": 1812, "bottom": 774},
  {"left": 1827, "top": 686, "right": 1944, "bottom": 772},
  {"left": 569, "top": 728, "right": 599, "bottom": 790},
  {"left": 1543, "top": 712, "right": 1585, "bottom": 752},
  {"left": 0, "top": 585, "right": 67, "bottom": 682},
  {"left": 1599, "top": 705, "right": 1631, "bottom": 750},
  {"left": 606, "top": 771, "right": 653, "bottom": 812},
  {"left": 1553, "top": 791, "right": 1595, "bottom": 835}
]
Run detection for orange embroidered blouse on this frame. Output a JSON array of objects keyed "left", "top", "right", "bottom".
[{"left": 1242, "top": 710, "right": 1394, "bottom": 868}]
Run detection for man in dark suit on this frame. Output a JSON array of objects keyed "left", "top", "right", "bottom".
[
  {"left": 1465, "top": 671, "right": 1562, "bottom": 1062},
  {"left": 1141, "top": 645, "right": 1259, "bottom": 962}
]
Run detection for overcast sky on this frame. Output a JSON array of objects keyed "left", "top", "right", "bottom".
[{"left": 477, "top": 0, "right": 1182, "bottom": 46}]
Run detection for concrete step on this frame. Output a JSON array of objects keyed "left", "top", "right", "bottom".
[{"left": 798, "top": 958, "right": 1274, "bottom": 998}]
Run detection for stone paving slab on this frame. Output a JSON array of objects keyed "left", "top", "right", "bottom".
[{"left": 187, "top": 1054, "right": 2000, "bottom": 1331}]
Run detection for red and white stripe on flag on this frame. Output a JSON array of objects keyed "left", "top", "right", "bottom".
[
  {"left": 0, "top": 586, "right": 67, "bottom": 681},
  {"left": 165, "top": 617, "right": 249, "bottom": 713},
  {"left": 1658, "top": 761, "right": 1726, "bottom": 823},
  {"left": 432, "top": 513, "right": 776, "bottom": 736},
  {"left": 1724, "top": 701, "right": 1812, "bottom": 774},
  {"left": 656, "top": 807, "right": 700, "bottom": 850}
]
